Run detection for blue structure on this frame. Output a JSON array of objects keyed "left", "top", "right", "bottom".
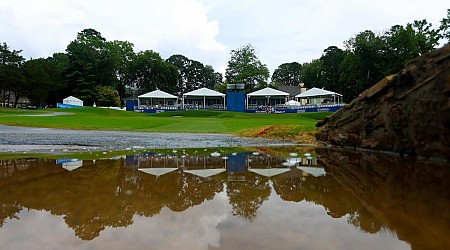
[
  {"left": 56, "top": 103, "right": 84, "bottom": 108},
  {"left": 227, "top": 92, "right": 246, "bottom": 112}
]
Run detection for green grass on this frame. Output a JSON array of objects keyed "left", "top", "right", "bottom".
[{"left": 0, "top": 107, "right": 331, "bottom": 134}]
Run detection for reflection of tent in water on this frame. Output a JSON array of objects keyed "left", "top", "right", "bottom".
[
  {"left": 297, "top": 167, "right": 326, "bottom": 177},
  {"left": 57, "top": 158, "right": 83, "bottom": 171},
  {"left": 249, "top": 168, "right": 291, "bottom": 177},
  {"left": 138, "top": 168, "right": 178, "bottom": 177},
  {"left": 184, "top": 168, "right": 226, "bottom": 178}
]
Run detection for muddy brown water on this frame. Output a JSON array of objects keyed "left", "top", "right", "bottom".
[{"left": 1, "top": 146, "right": 448, "bottom": 250}]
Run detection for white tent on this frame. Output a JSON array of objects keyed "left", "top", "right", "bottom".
[
  {"left": 138, "top": 89, "right": 178, "bottom": 108},
  {"left": 184, "top": 168, "right": 226, "bottom": 178},
  {"left": 63, "top": 96, "right": 83, "bottom": 106},
  {"left": 249, "top": 168, "right": 291, "bottom": 177},
  {"left": 285, "top": 100, "right": 301, "bottom": 107},
  {"left": 295, "top": 87, "right": 342, "bottom": 104},
  {"left": 297, "top": 166, "right": 326, "bottom": 177},
  {"left": 138, "top": 168, "right": 178, "bottom": 177},
  {"left": 182, "top": 87, "right": 226, "bottom": 109},
  {"left": 246, "top": 87, "right": 289, "bottom": 109},
  {"left": 62, "top": 160, "right": 83, "bottom": 171}
]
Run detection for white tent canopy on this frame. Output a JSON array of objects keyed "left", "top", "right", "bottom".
[
  {"left": 247, "top": 87, "right": 289, "bottom": 97},
  {"left": 297, "top": 166, "right": 326, "bottom": 177},
  {"left": 295, "top": 87, "right": 342, "bottom": 98},
  {"left": 295, "top": 87, "right": 342, "bottom": 104},
  {"left": 138, "top": 89, "right": 178, "bottom": 108},
  {"left": 246, "top": 87, "right": 289, "bottom": 109},
  {"left": 249, "top": 168, "right": 291, "bottom": 177},
  {"left": 285, "top": 100, "right": 301, "bottom": 106},
  {"left": 138, "top": 168, "right": 178, "bottom": 177},
  {"left": 63, "top": 96, "right": 83, "bottom": 106},
  {"left": 182, "top": 87, "right": 225, "bottom": 109},
  {"left": 184, "top": 168, "right": 226, "bottom": 178},
  {"left": 139, "top": 89, "right": 177, "bottom": 99}
]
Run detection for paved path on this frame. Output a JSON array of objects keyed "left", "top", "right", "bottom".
[{"left": 0, "top": 125, "right": 293, "bottom": 153}]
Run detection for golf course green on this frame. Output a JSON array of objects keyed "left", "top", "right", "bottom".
[{"left": 0, "top": 107, "right": 330, "bottom": 141}]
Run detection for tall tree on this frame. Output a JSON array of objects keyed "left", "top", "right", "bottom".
[
  {"left": 301, "top": 59, "right": 322, "bottom": 88},
  {"left": 320, "top": 46, "right": 346, "bottom": 93},
  {"left": 271, "top": 62, "right": 302, "bottom": 86},
  {"left": 167, "top": 55, "right": 222, "bottom": 95},
  {"left": 0, "top": 42, "right": 25, "bottom": 106},
  {"left": 439, "top": 9, "right": 450, "bottom": 42},
  {"left": 128, "top": 50, "right": 178, "bottom": 94},
  {"left": 66, "top": 28, "right": 116, "bottom": 105},
  {"left": 22, "top": 58, "right": 60, "bottom": 108},
  {"left": 106, "top": 40, "right": 135, "bottom": 104},
  {"left": 225, "top": 44, "right": 269, "bottom": 92}
]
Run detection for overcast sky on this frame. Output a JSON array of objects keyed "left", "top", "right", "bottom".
[{"left": 1, "top": 0, "right": 448, "bottom": 75}]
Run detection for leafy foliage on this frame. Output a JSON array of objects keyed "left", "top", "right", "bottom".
[
  {"left": 166, "top": 54, "right": 222, "bottom": 96},
  {"left": 271, "top": 62, "right": 302, "bottom": 86},
  {"left": 225, "top": 44, "right": 270, "bottom": 92}
]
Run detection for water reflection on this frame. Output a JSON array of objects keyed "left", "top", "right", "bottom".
[{"left": 0, "top": 147, "right": 448, "bottom": 249}]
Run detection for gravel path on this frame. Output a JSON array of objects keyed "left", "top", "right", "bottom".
[{"left": 0, "top": 125, "right": 294, "bottom": 153}]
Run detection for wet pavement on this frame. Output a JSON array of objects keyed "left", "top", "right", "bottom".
[{"left": 0, "top": 125, "right": 294, "bottom": 153}]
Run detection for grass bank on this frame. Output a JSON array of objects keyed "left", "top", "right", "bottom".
[{"left": 0, "top": 107, "right": 329, "bottom": 142}]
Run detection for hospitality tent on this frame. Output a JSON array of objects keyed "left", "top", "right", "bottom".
[
  {"left": 63, "top": 96, "right": 83, "bottom": 106},
  {"left": 182, "top": 87, "right": 226, "bottom": 109},
  {"left": 249, "top": 168, "right": 291, "bottom": 177},
  {"left": 246, "top": 87, "right": 289, "bottom": 109},
  {"left": 138, "top": 167, "right": 178, "bottom": 177},
  {"left": 184, "top": 168, "right": 226, "bottom": 178},
  {"left": 138, "top": 89, "right": 178, "bottom": 109},
  {"left": 297, "top": 166, "right": 326, "bottom": 177},
  {"left": 295, "top": 87, "right": 342, "bottom": 104},
  {"left": 285, "top": 99, "right": 301, "bottom": 108}
]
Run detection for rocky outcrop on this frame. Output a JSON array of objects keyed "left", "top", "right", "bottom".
[{"left": 316, "top": 44, "right": 450, "bottom": 160}]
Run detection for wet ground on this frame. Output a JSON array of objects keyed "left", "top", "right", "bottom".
[{"left": 0, "top": 125, "right": 294, "bottom": 153}]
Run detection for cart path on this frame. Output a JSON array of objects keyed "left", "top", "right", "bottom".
[{"left": 0, "top": 125, "right": 294, "bottom": 153}]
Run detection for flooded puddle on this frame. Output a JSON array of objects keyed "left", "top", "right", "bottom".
[{"left": 0, "top": 146, "right": 449, "bottom": 250}]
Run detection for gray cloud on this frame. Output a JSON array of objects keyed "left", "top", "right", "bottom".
[{"left": 1, "top": 0, "right": 447, "bottom": 75}]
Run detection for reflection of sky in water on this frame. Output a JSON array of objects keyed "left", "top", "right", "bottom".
[
  {"left": 1, "top": 146, "right": 448, "bottom": 249},
  {"left": 0, "top": 189, "right": 409, "bottom": 250}
]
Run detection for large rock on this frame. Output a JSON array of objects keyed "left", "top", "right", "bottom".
[{"left": 316, "top": 44, "right": 450, "bottom": 160}]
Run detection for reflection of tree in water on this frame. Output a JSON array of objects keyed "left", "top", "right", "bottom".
[
  {"left": 121, "top": 168, "right": 224, "bottom": 215},
  {"left": 316, "top": 147, "right": 450, "bottom": 250},
  {"left": 166, "top": 172, "right": 224, "bottom": 212},
  {"left": 0, "top": 157, "right": 225, "bottom": 241},
  {"left": 0, "top": 159, "right": 136, "bottom": 240},
  {"left": 226, "top": 174, "right": 271, "bottom": 221},
  {"left": 0, "top": 201, "right": 21, "bottom": 227},
  {"left": 272, "top": 167, "right": 381, "bottom": 233},
  {"left": 1, "top": 159, "right": 28, "bottom": 226}
]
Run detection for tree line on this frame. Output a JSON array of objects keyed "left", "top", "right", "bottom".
[
  {"left": 272, "top": 10, "right": 450, "bottom": 102},
  {"left": 1, "top": 10, "right": 449, "bottom": 107},
  {"left": 0, "top": 28, "right": 224, "bottom": 108}
]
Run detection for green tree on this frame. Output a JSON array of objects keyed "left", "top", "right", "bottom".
[
  {"left": 320, "top": 46, "right": 346, "bottom": 93},
  {"left": 66, "top": 28, "right": 116, "bottom": 105},
  {"left": 128, "top": 50, "right": 178, "bottom": 94},
  {"left": 106, "top": 40, "right": 135, "bottom": 104},
  {"left": 0, "top": 42, "right": 25, "bottom": 107},
  {"left": 301, "top": 59, "right": 322, "bottom": 88},
  {"left": 167, "top": 54, "right": 222, "bottom": 95},
  {"left": 225, "top": 44, "right": 269, "bottom": 92},
  {"left": 271, "top": 62, "right": 302, "bottom": 86},
  {"left": 23, "top": 58, "right": 59, "bottom": 108},
  {"left": 439, "top": 9, "right": 450, "bottom": 42},
  {"left": 46, "top": 53, "right": 70, "bottom": 107},
  {"left": 95, "top": 85, "right": 120, "bottom": 107}
]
